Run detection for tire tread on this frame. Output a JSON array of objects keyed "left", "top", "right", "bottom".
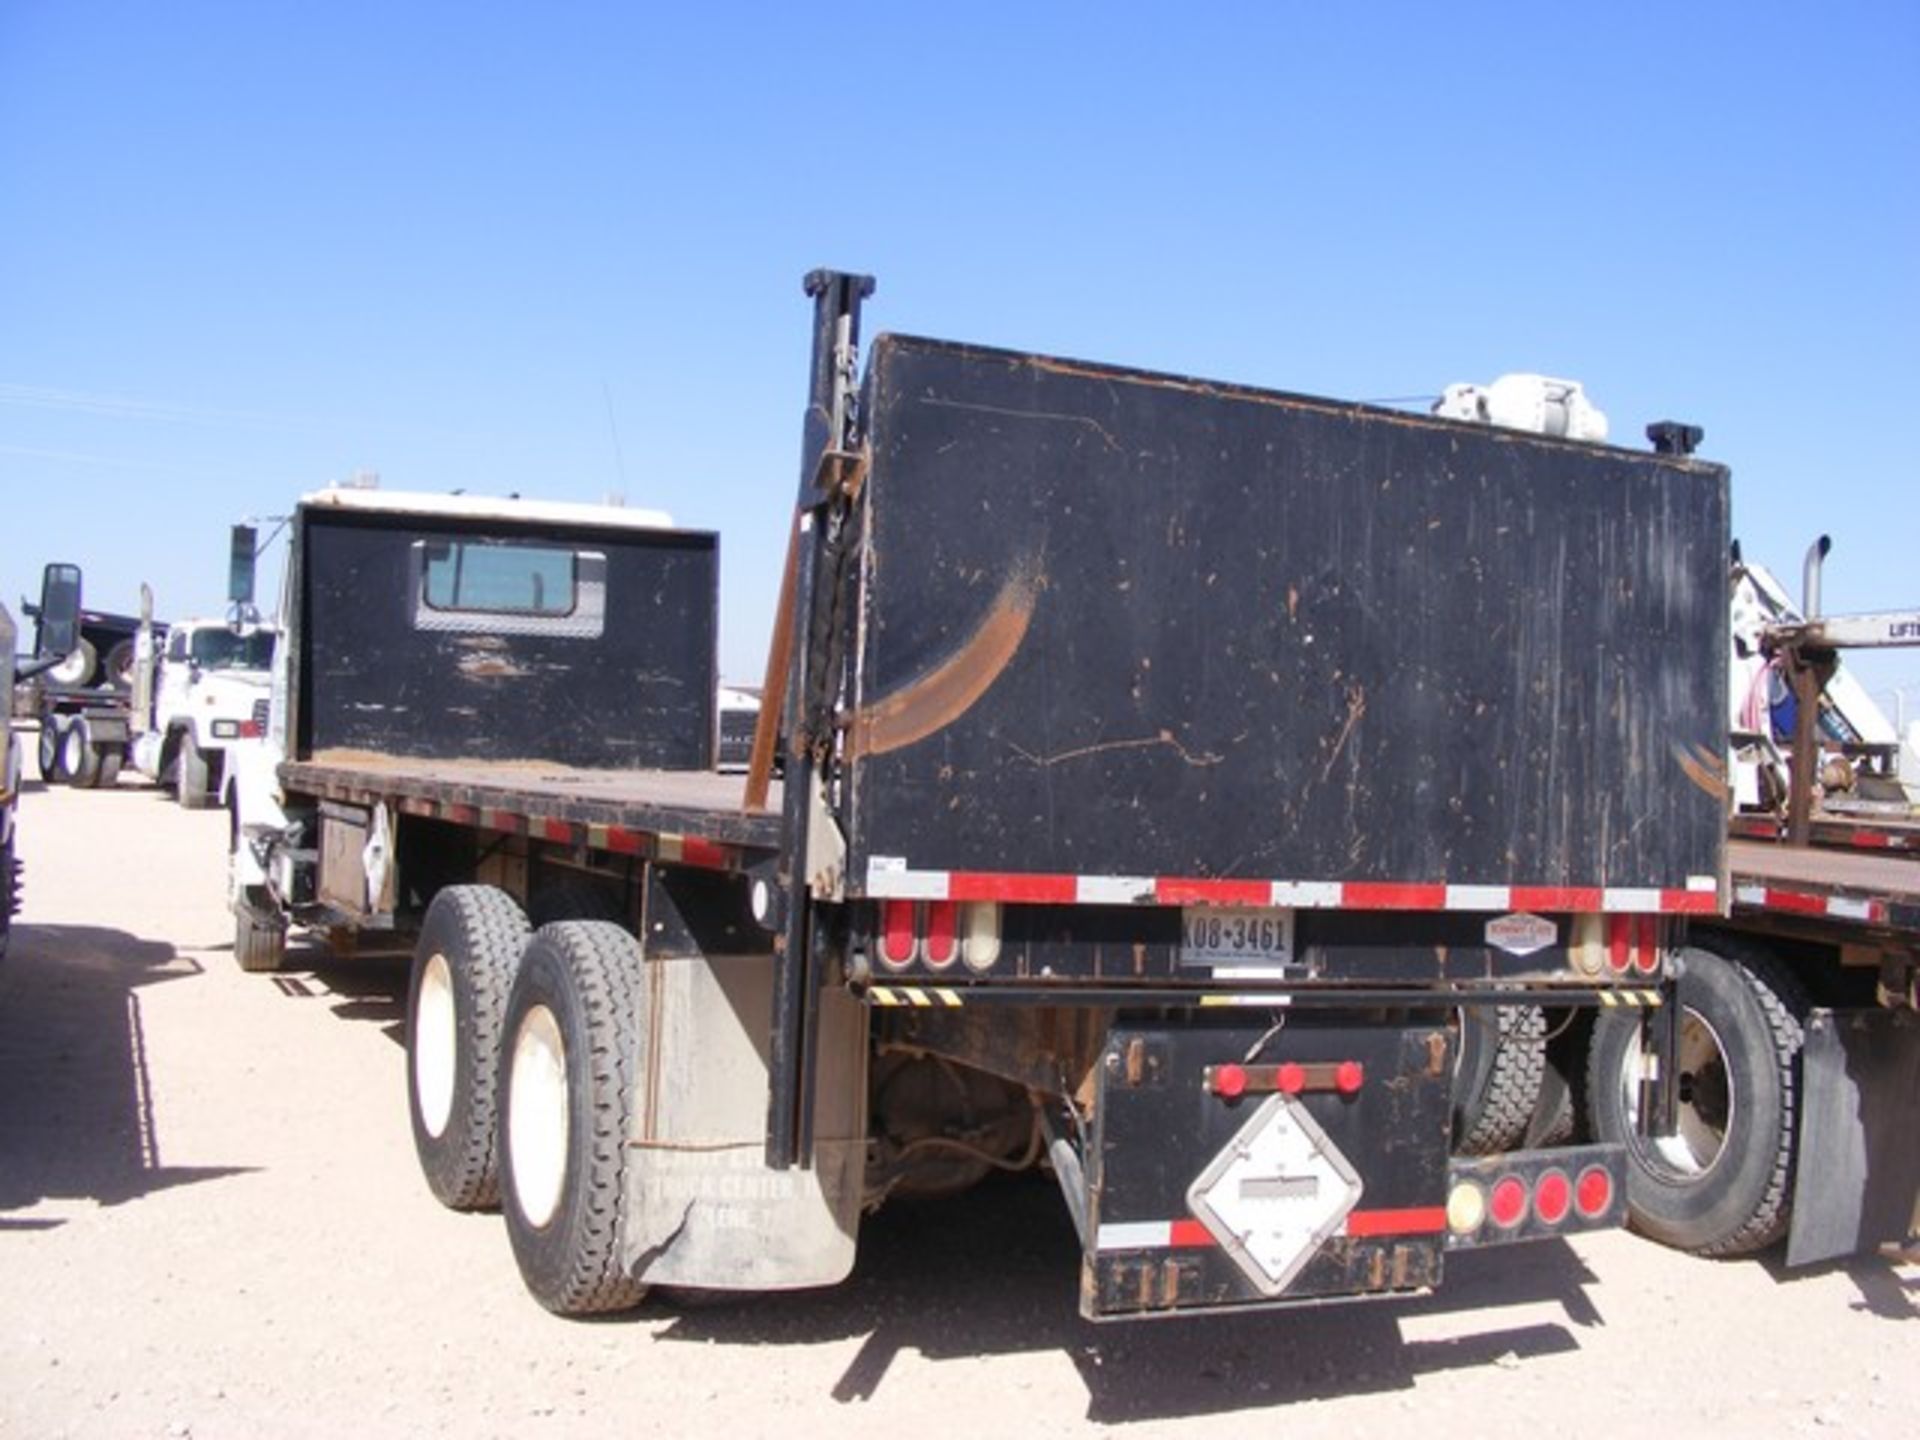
[
  {"left": 505, "top": 920, "right": 648, "bottom": 1315},
  {"left": 412, "top": 886, "right": 531, "bottom": 1210},
  {"left": 1456, "top": 1005, "right": 1548, "bottom": 1155},
  {"left": 1694, "top": 943, "right": 1806, "bottom": 1257}
]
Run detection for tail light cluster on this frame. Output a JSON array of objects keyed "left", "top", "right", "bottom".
[
  {"left": 1445, "top": 1150, "right": 1621, "bottom": 1248},
  {"left": 1569, "top": 913, "right": 1665, "bottom": 979},
  {"left": 876, "top": 899, "right": 1002, "bottom": 974}
]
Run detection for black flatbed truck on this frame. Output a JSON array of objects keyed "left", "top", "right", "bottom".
[{"left": 234, "top": 271, "right": 1735, "bottom": 1320}]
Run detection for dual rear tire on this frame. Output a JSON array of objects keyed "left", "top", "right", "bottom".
[
  {"left": 37, "top": 716, "right": 121, "bottom": 789},
  {"left": 405, "top": 888, "right": 647, "bottom": 1315},
  {"left": 1587, "top": 943, "right": 1806, "bottom": 1256}
]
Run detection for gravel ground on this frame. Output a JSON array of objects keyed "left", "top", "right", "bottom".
[{"left": 3, "top": 762, "right": 1916, "bottom": 1439}]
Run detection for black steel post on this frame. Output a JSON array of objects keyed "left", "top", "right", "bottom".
[{"left": 766, "top": 269, "right": 874, "bottom": 1170}]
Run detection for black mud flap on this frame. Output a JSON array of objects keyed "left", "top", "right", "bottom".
[
  {"left": 1787, "top": 1007, "right": 1920, "bottom": 1267},
  {"left": 1079, "top": 1017, "right": 1454, "bottom": 1321}
]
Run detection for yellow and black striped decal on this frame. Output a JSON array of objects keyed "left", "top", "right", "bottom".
[
  {"left": 866, "top": 986, "right": 965, "bottom": 1008},
  {"left": 1596, "top": 989, "right": 1662, "bottom": 1008}
]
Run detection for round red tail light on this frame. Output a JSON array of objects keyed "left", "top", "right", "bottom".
[
  {"left": 1533, "top": 1169, "right": 1572, "bottom": 1225},
  {"left": 1489, "top": 1175, "right": 1530, "bottom": 1228},
  {"left": 1211, "top": 1063, "right": 1249, "bottom": 1099},
  {"left": 1276, "top": 1062, "right": 1307, "bottom": 1095},
  {"left": 1575, "top": 1164, "right": 1615, "bottom": 1219}
]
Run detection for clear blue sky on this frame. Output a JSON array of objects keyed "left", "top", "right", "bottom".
[{"left": 4, "top": 3, "right": 1916, "bottom": 713}]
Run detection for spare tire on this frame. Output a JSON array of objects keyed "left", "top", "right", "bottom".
[
  {"left": 104, "top": 639, "right": 138, "bottom": 689},
  {"left": 47, "top": 639, "right": 97, "bottom": 689}
]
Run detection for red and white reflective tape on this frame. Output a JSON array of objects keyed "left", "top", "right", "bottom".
[
  {"left": 383, "top": 793, "right": 738, "bottom": 869},
  {"left": 1730, "top": 815, "right": 1916, "bottom": 853},
  {"left": 866, "top": 859, "right": 1720, "bottom": 914},
  {"left": 1096, "top": 1206, "right": 1448, "bottom": 1253},
  {"left": 1733, "top": 884, "right": 1889, "bottom": 925}
]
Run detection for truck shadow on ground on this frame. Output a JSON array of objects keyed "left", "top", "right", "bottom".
[
  {"left": 214, "top": 939, "right": 1611, "bottom": 1420},
  {"left": 653, "top": 1172, "right": 1602, "bottom": 1424},
  {"left": 0, "top": 924, "right": 254, "bottom": 1225},
  {"left": 1761, "top": 1247, "right": 1920, "bottom": 1323},
  {"left": 212, "top": 932, "right": 411, "bottom": 1048}
]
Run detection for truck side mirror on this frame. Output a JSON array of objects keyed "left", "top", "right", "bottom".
[
  {"left": 229, "top": 525, "right": 258, "bottom": 608},
  {"left": 36, "top": 562, "right": 82, "bottom": 661}
]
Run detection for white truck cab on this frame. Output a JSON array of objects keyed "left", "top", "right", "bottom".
[{"left": 130, "top": 617, "right": 277, "bottom": 808}]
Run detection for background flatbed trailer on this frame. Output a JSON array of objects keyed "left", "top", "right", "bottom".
[{"left": 1729, "top": 834, "right": 1920, "bottom": 945}]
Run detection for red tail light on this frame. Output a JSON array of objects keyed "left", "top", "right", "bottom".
[
  {"left": 1607, "top": 915, "right": 1632, "bottom": 973},
  {"left": 880, "top": 900, "right": 916, "bottom": 968},
  {"left": 1632, "top": 916, "right": 1660, "bottom": 975},
  {"left": 924, "top": 901, "right": 958, "bottom": 968},
  {"left": 1489, "top": 1175, "right": 1529, "bottom": 1228},
  {"left": 1575, "top": 1164, "right": 1614, "bottom": 1219},
  {"left": 1210, "top": 1063, "right": 1249, "bottom": 1099},
  {"left": 1533, "top": 1169, "right": 1572, "bottom": 1225}
]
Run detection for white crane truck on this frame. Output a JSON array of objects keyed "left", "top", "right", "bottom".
[
  {"left": 230, "top": 272, "right": 1740, "bottom": 1319},
  {"left": 1432, "top": 386, "right": 1918, "bottom": 1268}
]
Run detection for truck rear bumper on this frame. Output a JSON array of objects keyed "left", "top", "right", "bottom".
[{"left": 1072, "top": 1015, "right": 1627, "bottom": 1320}]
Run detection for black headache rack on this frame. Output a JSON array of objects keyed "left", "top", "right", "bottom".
[{"left": 756, "top": 274, "right": 1725, "bottom": 1316}]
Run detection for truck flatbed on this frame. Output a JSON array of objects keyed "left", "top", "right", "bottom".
[
  {"left": 283, "top": 750, "right": 783, "bottom": 856},
  {"left": 1729, "top": 835, "right": 1920, "bottom": 933}
]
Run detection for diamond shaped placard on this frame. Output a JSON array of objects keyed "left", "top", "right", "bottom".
[{"left": 1185, "top": 1094, "right": 1363, "bottom": 1296}]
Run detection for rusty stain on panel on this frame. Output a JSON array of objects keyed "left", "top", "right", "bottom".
[
  {"left": 847, "top": 556, "right": 1041, "bottom": 758},
  {"left": 1672, "top": 740, "right": 1731, "bottom": 801}
]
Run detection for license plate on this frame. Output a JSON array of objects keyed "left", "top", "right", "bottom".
[{"left": 1180, "top": 906, "right": 1297, "bottom": 977}]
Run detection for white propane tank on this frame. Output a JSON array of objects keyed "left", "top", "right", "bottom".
[{"left": 1434, "top": 374, "right": 1610, "bottom": 443}]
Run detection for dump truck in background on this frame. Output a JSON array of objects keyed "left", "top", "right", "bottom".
[{"left": 230, "top": 271, "right": 1739, "bottom": 1320}]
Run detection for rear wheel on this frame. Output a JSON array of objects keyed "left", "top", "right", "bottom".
[
  {"left": 61, "top": 716, "right": 104, "bottom": 789},
  {"left": 407, "top": 885, "right": 532, "bottom": 1210},
  {"left": 176, "top": 730, "right": 212, "bottom": 809},
  {"left": 501, "top": 920, "right": 649, "bottom": 1315},
  {"left": 37, "top": 718, "right": 66, "bottom": 784},
  {"left": 234, "top": 887, "right": 288, "bottom": 973},
  {"left": 1587, "top": 943, "right": 1806, "bottom": 1255}
]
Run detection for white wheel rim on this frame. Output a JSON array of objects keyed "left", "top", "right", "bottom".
[
  {"left": 1621, "top": 1008, "right": 1734, "bottom": 1178},
  {"left": 509, "top": 1004, "right": 570, "bottom": 1229},
  {"left": 62, "top": 726, "right": 86, "bottom": 773},
  {"left": 413, "top": 952, "right": 458, "bottom": 1139}
]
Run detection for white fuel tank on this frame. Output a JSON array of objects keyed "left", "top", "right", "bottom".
[{"left": 1434, "top": 373, "right": 1610, "bottom": 443}]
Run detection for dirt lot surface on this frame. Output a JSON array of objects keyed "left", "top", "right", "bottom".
[{"left": 3, "top": 764, "right": 1917, "bottom": 1439}]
